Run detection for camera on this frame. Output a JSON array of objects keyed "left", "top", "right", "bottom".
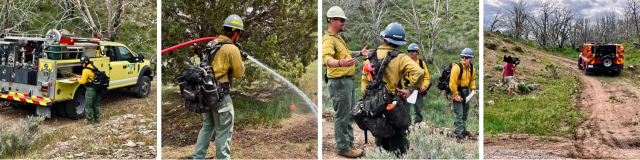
[{"left": 503, "top": 55, "right": 520, "bottom": 66}]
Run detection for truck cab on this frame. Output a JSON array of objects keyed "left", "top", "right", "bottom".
[{"left": 0, "top": 29, "right": 155, "bottom": 119}]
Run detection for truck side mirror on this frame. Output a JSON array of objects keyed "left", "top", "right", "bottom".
[
  {"left": 576, "top": 48, "right": 581, "bottom": 52},
  {"left": 138, "top": 54, "right": 145, "bottom": 62}
]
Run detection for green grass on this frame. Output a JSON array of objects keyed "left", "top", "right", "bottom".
[
  {"left": 233, "top": 94, "right": 294, "bottom": 127},
  {"left": 484, "top": 75, "right": 582, "bottom": 136}
]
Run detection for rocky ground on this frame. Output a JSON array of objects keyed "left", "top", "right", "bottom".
[
  {"left": 45, "top": 114, "right": 157, "bottom": 159},
  {"left": 0, "top": 79, "right": 158, "bottom": 159}
]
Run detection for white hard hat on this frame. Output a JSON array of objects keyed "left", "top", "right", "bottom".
[{"left": 327, "top": 6, "right": 347, "bottom": 20}]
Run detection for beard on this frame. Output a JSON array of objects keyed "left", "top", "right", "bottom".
[{"left": 338, "top": 25, "right": 345, "bottom": 32}]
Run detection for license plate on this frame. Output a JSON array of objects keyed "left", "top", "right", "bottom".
[{"left": 588, "top": 65, "right": 593, "bottom": 68}]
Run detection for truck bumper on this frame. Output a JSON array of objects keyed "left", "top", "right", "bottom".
[
  {"left": 0, "top": 90, "right": 53, "bottom": 106},
  {"left": 586, "top": 63, "right": 623, "bottom": 72}
]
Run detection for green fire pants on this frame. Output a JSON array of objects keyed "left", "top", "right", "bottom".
[
  {"left": 328, "top": 77, "right": 355, "bottom": 153},
  {"left": 410, "top": 93, "right": 425, "bottom": 124},
  {"left": 84, "top": 87, "right": 101, "bottom": 123},
  {"left": 452, "top": 89, "right": 470, "bottom": 137},
  {"left": 193, "top": 95, "right": 234, "bottom": 160}
]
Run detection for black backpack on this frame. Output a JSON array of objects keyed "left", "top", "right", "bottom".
[
  {"left": 87, "top": 66, "right": 109, "bottom": 95},
  {"left": 350, "top": 49, "right": 410, "bottom": 143},
  {"left": 177, "top": 40, "right": 233, "bottom": 113},
  {"left": 436, "top": 62, "right": 473, "bottom": 98}
]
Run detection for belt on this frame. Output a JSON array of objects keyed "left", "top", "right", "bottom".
[{"left": 329, "top": 76, "right": 353, "bottom": 79}]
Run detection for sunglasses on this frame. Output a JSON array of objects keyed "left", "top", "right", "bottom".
[
  {"left": 332, "top": 18, "right": 346, "bottom": 23},
  {"left": 462, "top": 56, "right": 473, "bottom": 59}
]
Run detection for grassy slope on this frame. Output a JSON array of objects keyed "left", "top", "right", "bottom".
[{"left": 483, "top": 32, "right": 584, "bottom": 136}]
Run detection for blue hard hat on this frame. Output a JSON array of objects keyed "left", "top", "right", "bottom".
[
  {"left": 407, "top": 43, "right": 420, "bottom": 51},
  {"left": 379, "top": 22, "right": 407, "bottom": 46},
  {"left": 460, "top": 48, "right": 474, "bottom": 57}
]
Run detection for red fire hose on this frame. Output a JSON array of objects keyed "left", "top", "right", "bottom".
[{"left": 161, "top": 37, "right": 218, "bottom": 54}]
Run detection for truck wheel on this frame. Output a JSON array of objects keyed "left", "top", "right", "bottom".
[
  {"left": 578, "top": 59, "right": 583, "bottom": 69},
  {"left": 602, "top": 56, "right": 613, "bottom": 68},
  {"left": 55, "top": 103, "right": 68, "bottom": 118},
  {"left": 135, "top": 76, "right": 151, "bottom": 98},
  {"left": 66, "top": 88, "right": 86, "bottom": 120}
]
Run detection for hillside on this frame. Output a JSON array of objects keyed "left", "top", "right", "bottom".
[{"left": 484, "top": 32, "right": 640, "bottom": 159}]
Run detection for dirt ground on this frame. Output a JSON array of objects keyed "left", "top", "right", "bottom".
[
  {"left": 321, "top": 110, "right": 477, "bottom": 159},
  {"left": 0, "top": 79, "right": 158, "bottom": 159},
  {"left": 0, "top": 79, "right": 158, "bottom": 132},
  {"left": 161, "top": 113, "right": 318, "bottom": 159},
  {"left": 484, "top": 33, "right": 640, "bottom": 159}
]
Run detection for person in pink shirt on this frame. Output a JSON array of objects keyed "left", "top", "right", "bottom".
[{"left": 503, "top": 61, "right": 516, "bottom": 99}]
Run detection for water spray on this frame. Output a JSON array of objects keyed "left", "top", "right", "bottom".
[{"left": 163, "top": 38, "right": 318, "bottom": 115}]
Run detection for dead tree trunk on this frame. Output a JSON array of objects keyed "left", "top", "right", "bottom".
[
  {"left": 108, "top": 0, "right": 124, "bottom": 41},
  {"left": 2, "top": 0, "right": 8, "bottom": 33}
]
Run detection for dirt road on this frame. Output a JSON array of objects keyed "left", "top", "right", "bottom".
[
  {"left": 484, "top": 35, "right": 640, "bottom": 158},
  {"left": 544, "top": 52, "right": 640, "bottom": 158}
]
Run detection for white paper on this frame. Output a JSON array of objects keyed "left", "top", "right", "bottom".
[
  {"left": 466, "top": 90, "right": 476, "bottom": 103},
  {"left": 407, "top": 90, "right": 419, "bottom": 104}
]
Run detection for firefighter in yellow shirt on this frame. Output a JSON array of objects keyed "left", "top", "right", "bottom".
[
  {"left": 192, "top": 14, "right": 246, "bottom": 160},
  {"left": 449, "top": 48, "right": 476, "bottom": 143},
  {"left": 361, "top": 22, "right": 424, "bottom": 155},
  {"left": 403, "top": 43, "right": 430, "bottom": 124},
  {"left": 322, "top": 6, "right": 373, "bottom": 158},
  {"left": 73, "top": 55, "right": 100, "bottom": 124}
]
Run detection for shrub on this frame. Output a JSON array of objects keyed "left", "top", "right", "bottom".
[
  {"left": 365, "top": 123, "right": 467, "bottom": 159},
  {"left": 545, "top": 63, "right": 559, "bottom": 79},
  {"left": 494, "top": 65, "right": 503, "bottom": 71},
  {"left": 0, "top": 116, "right": 45, "bottom": 157},
  {"left": 527, "top": 84, "right": 535, "bottom": 91},
  {"left": 503, "top": 38, "right": 514, "bottom": 43},
  {"left": 513, "top": 46, "right": 524, "bottom": 53},
  {"left": 484, "top": 42, "right": 498, "bottom": 50},
  {"left": 484, "top": 74, "right": 492, "bottom": 79},
  {"left": 500, "top": 46, "right": 508, "bottom": 52},
  {"left": 517, "top": 83, "right": 529, "bottom": 92}
]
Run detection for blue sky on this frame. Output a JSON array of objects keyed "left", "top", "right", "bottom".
[{"left": 484, "top": 0, "right": 627, "bottom": 22}]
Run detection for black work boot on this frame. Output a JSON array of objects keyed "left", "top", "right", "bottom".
[{"left": 462, "top": 130, "right": 471, "bottom": 137}]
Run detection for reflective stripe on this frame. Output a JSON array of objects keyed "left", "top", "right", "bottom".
[
  {"left": 109, "top": 77, "right": 138, "bottom": 86},
  {"left": 5, "top": 91, "right": 52, "bottom": 101},
  {"left": 0, "top": 94, "right": 47, "bottom": 106}
]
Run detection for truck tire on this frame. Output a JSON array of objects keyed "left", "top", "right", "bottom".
[
  {"left": 66, "top": 88, "right": 86, "bottom": 120},
  {"left": 135, "top": 76, "right": 151, "bottom": 98},
  {"left": 602, "top": 56, "right": 613, "bottom": 68},
  {"left": 578, "top": 59, "right": 583, "bottom": 70},
  {"left": 56, "top": 103, "right": 68, "bottom": 118}
]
